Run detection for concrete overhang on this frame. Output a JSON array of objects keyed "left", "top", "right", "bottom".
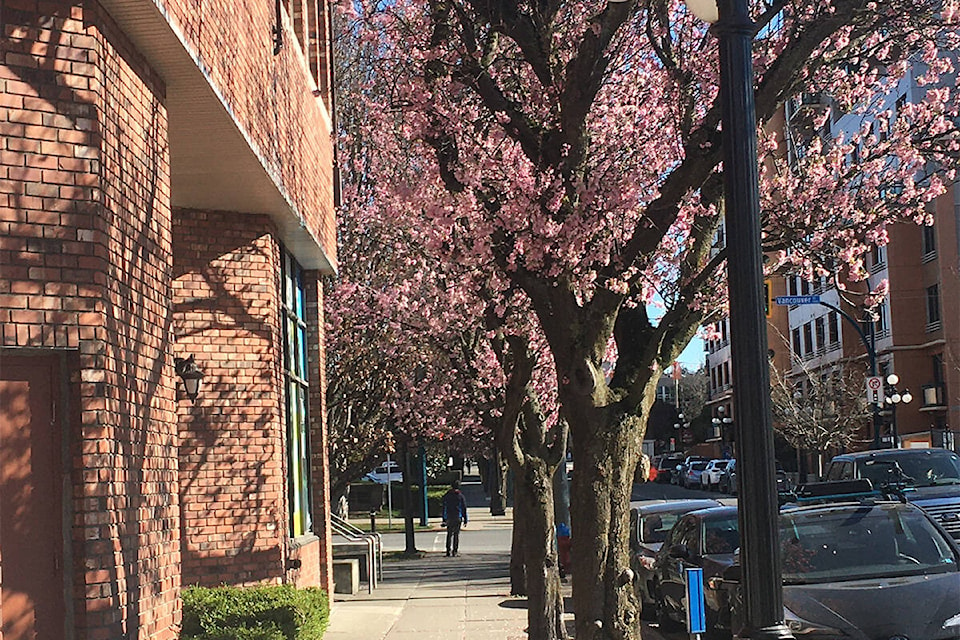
[{"left": 96, "top": 0, "right": 335, "bottom": 273}]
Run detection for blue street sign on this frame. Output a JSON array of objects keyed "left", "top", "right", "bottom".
[
  {"left": 685, "top": 567, "right": 706, "bottom": 634},
  {"left": 774, "top": 295, "right": 821, "bottom": 305}
]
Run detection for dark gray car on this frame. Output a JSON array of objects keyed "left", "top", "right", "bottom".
[
  {"left": 629, "top": 499, "right": 724, "bottom": 617},
  {"left": 718, "top": 501, "right": 960, "bottom": 639},
  {"left": 822, "top": 447, "right": 960, "bottom": 540},
  {"left": 650, "top": 505, "right": 740, "bottom": 631}
]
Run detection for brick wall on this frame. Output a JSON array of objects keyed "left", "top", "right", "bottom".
[
  {"left": 173, "top": 210, "right": 289, "bottom": 587},
  {"left": 148, "top": 0, "right": 337, "bottom": 267},
  {"left": 1, "top": 2, "right": 181, "bottom": 639}
]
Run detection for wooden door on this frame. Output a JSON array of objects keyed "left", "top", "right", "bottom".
[{"left": 0, "top": 354, "right": 66, "bottom": 640}]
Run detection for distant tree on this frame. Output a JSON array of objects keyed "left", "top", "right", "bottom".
[{"left": 770, "top": 355, "right": 871, "bottom": 475}]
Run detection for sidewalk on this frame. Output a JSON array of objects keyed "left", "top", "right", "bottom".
[{"left": 324, "top": 501, "right": 669, "bottom": 640}]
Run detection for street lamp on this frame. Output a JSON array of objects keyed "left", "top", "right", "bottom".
[
  {"left": 882, "top": 374, "right": 913, "bottom": 449},
  {"left": 684, "top": 0, "right": 792, "bottom": 638},
  {"left": 673, "top": 412, "right": 689, "bottom": 451},
  {"left": 712, "top": 405, "right": 734, "bottom": 450}
]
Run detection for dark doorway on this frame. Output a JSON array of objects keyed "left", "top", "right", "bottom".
[{"left": 0, "top": 354, "right": 66, "bottom": 640}]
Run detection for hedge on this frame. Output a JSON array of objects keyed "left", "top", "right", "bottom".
[{"left": 181, "top": 585, "right": 329, "bottom": 640}]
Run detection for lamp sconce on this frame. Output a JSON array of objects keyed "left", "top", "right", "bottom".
[{"left": 174, "top": 355, "right": 204, "bottom": 403}]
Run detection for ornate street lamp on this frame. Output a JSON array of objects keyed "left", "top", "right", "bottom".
[
  {"left": 882, "top": 374, "right": 913, "bottom": 449},
  {"left": 684, "top": 0, "right": 792, "bottom": 637}
]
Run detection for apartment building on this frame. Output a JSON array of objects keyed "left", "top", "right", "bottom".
[
  {"left": 0, "top": 1, "right": 337, "bottom": 638},
  {"left": 705, "top": 76, "right": 959, "bottom": 462}
]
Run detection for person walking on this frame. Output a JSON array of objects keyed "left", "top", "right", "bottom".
[{"left": 442, "top": 479, "right": 468, "bottom": 556}]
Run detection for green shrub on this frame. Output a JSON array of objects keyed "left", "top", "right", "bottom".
[{"left": 181, "top": 584, "right": 329, "bottom": 640}]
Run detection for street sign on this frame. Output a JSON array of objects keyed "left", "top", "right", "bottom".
[
  {"left": 866, "top": 376, "right": 883, "bottom": 404},
  {"left": 774, "top": 295, "right": 821, "bottom": 305}
]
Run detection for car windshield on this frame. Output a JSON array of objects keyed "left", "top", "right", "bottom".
[
  {"left": 860, "top": 451, "right": 960, "bottom": 488},
  {"left": 780, "top": 505, "right": 958, "bottom": 584},
  {"left": 704, "top": 516, "right": 740, "bottom": 554},
  {"left": 691, "top": 462, "right": 708, "bottom": 471},
  {"left": 640, "top": 512, "right": 683, "bottom": 544}
]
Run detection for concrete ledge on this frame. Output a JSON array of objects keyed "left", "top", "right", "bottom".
[{"left": 333, "top": 558, "right": 360, "bottom": 595}]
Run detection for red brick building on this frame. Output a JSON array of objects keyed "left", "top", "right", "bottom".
[{"left": 0, "top": 1, "right": 337, "bottom": 638}]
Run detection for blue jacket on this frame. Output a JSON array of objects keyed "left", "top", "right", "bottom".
[{"left": 442, "top": 489, "right": 467, "bottom": 524}]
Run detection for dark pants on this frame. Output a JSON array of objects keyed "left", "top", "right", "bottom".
[{"left": 446, "top": 521, "right": 462, "bottom": 555}]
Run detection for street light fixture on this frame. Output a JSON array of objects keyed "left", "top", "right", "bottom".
[
  {"left": 684, "top": 0, "right": 792, "bottom": 638},
  {"left": 882, "top": 374, "right": 912, "bottom": 448}
]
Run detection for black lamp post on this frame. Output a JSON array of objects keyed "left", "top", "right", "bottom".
[
  {"left": 712, "top": 405, "right": 734, "bottom": 451},
  {"left": 882, "top": 374, "right": 913, "bottom": 449},
  {"left": 685, "top": 0, "right": 792, "bottom": 637}
]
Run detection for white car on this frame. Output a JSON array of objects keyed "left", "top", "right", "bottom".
[
  {"left": 700, "top": 459, "right": 733, "bottom": 491},
  {"left": 365, "top": 461, "right": 402, "bottom": 484}
]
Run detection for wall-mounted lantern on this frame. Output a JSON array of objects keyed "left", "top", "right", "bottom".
[{"left": 174, "top": 355, "right": 204, "bottom": 403}]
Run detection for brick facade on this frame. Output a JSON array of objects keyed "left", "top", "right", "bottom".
[
  {"left": 1, "top": 0, "right": 336, "bottom": 636},
  {"left": 173, "top": 210, "right": 287, "bottom": 586},
  {"left": 1, "top": 2, "right": 181, "bottom": 638}
]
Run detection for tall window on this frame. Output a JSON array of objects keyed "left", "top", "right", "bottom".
[
  {"left": 926, "top": 284, "right": 941, "bottom": 330},
  {"left": 803, "top": 322, "right": 813, "bottom": 355},
  {"left": 282, "top": 250, "right": 312, "bottom": 537},
  {"left": 933, "top": 354, "right": 945, "bottom": 384},
  {"left": 828, "top": 311, "right": 840, "bottom": 345},
  {"left": 792, "top": 328, "right": 802, "bottom": 358},
  {"left": 815, "top": 316, "right": 825, "bottom": 352},
  {"left": 922, "top": 223, "right": 937, "bottom": 260}
]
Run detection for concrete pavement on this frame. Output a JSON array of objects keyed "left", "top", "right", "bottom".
[{"left": 324, "top": 480, "right": 673, "bottom": 639}]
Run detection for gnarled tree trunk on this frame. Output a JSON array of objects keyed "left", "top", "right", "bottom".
[{"left": 567, "top": 411, "right": 644, "bottom": 640}]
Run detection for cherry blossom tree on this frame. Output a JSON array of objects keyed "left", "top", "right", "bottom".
[{"left": 337, "top": 0, "right": 958, "bottom": 636}]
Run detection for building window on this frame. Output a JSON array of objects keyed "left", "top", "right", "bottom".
[
  {"left": 828, "top": 311, "right": 839, "bottom": 346},
  {"left": 792, "top": 328, "right": 802, "bottom": 359},
  {"left": 282, "top": 250, "right": 312, "bottom": 537},
  {"left": 787, "top": 276, "right": 798, "bottom": 296},
  {"left": 800, "top": 279, "right": 811, "bottom": 296},
  {"left": 869, "top": 245, "right": 886, "bottom": 272},
  {"left": 723, "top": 361, "right": 731, "bottom": 387},
  {"left": 803, "top": 322, "right": 813, "bottom": 356},
  {"left": 815, "top": 316, "right": 825, "bottom": 353},
  {"left": 933, "top": 354, "right": 945, "bottom": 384},
  {"left": 926, "top": 284, "right": 941, "bottom": 330},
  {"left": 875, "top": 302, "right": 888, "bottom": 337},
  {"left": 921, "top": 223, "right": 937, "bottom": 261}
]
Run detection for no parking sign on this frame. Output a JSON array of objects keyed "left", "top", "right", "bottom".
[{"left": 866, "top": 376, "right": 883, "bottom": 405}]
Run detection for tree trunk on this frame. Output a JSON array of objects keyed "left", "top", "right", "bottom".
[
  {"left": 510, "top": 500, "right": 527, "bottom": 596},
  {"left": 568, "top": 410, "right": 644, "bottom": 640},
  {"left": 516, "top": 460, "right": 566, "bottom": 639}
]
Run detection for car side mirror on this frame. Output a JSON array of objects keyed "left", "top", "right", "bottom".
[{"left": 721, "top": 562, "right": 741, "bottom": 582}]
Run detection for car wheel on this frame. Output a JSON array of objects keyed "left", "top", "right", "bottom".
[{"left": 656, "top": 595, "right": 682, "bottom": 632}]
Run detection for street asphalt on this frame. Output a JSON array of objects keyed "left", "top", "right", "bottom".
[{"left": 322, "top": 477, "right": 701, "bottom": 639}]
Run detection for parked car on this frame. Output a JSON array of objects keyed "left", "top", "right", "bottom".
[
  {"left": 714, "top": 495, "right": 960, "bottom": 640},
  {"left": 365, "top": 460, "right": 402, "bottom": 484},
  {"left": 629, "top": 499, "right": 724, "bottom": 618},
  {"left": 718, "top": 459, "right": 737, "bottom": 494},
  {"left": 822, "top": 447, "right": 960, "bottom": 539},
  {"left": 701, "top": 459, "right": 734, "bottom": 491},
  {"left": 651, "top": 505, "right": 740, "bottom": 631},
  {"left": 682, "top": 460, "right": 710, "bottom": 488},
  {"left": 656, "top": 455, "right": 683, "bottom": 484}
]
